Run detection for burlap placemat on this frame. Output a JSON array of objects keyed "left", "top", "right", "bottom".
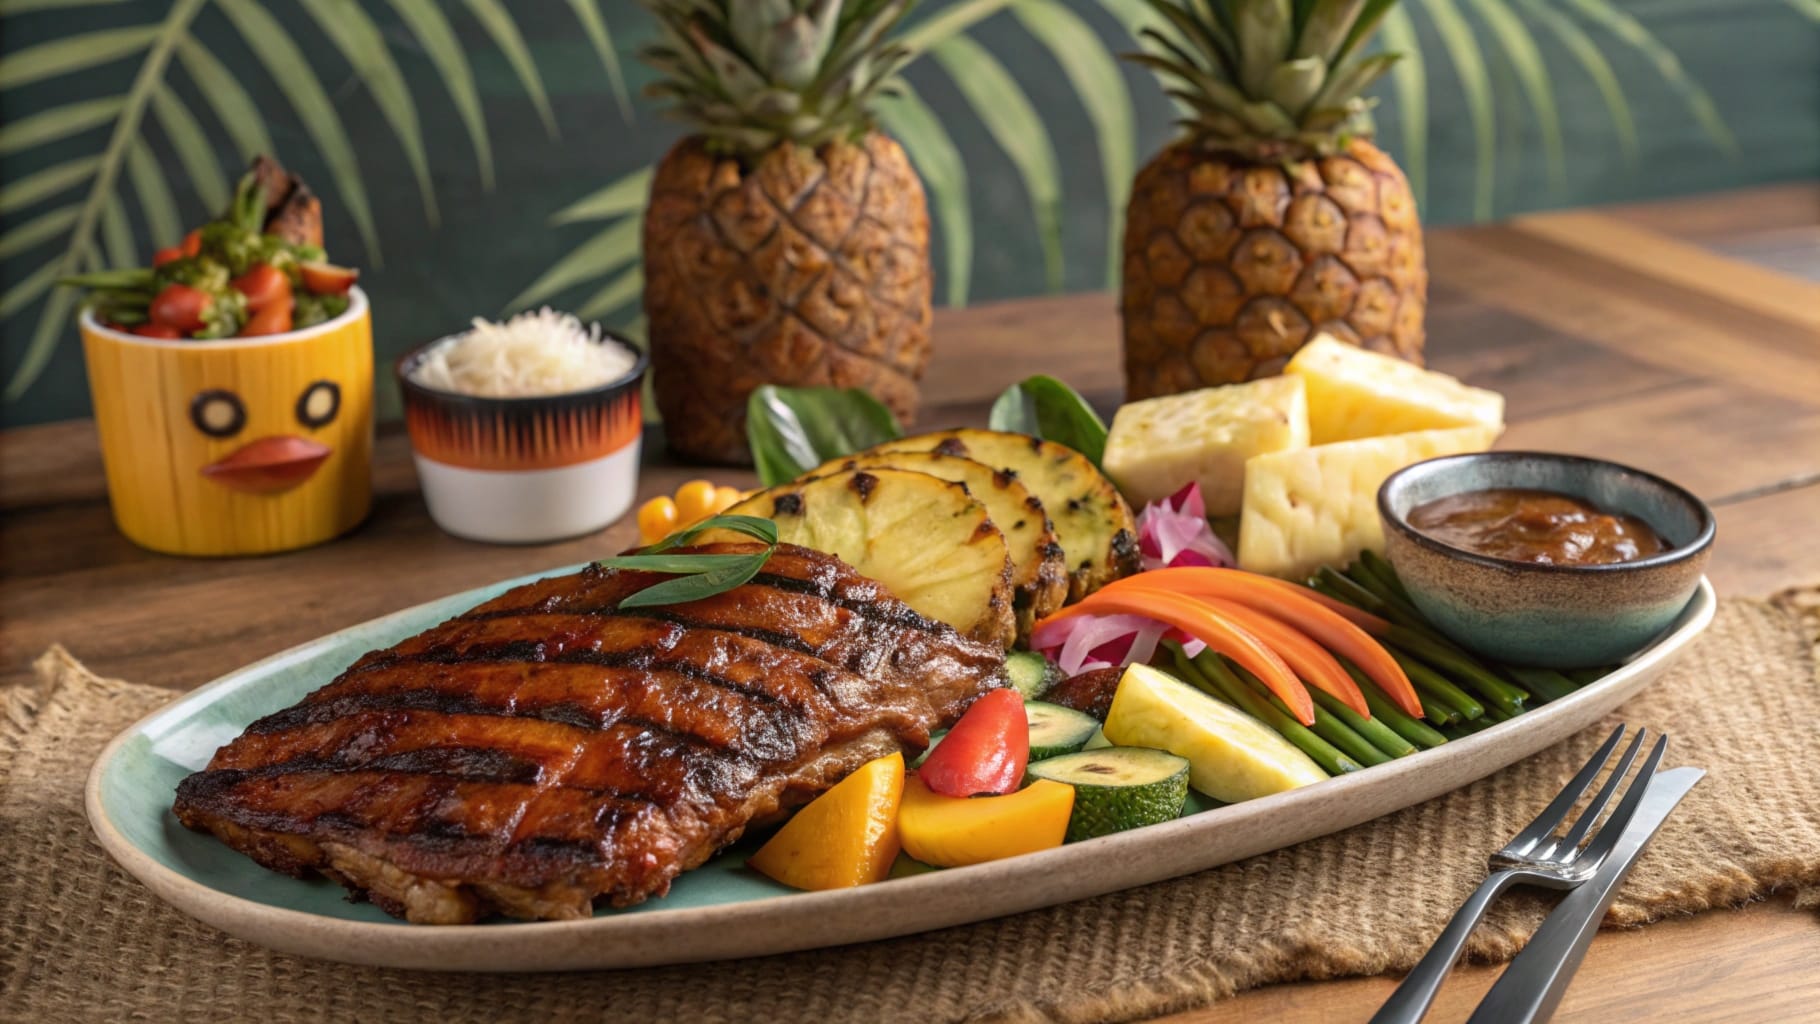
[{"left": 5, "top": 595, "right": 1819, "bottom": 1024}]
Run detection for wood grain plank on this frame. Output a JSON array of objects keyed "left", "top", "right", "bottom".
[
  {"left": 1709, "top": 482, "right": 1820, "bottom": 598},
  {"left": 1159, "top": 897, "right": 1820, "bottom": 1024},
  {"left": 1498, "top": 381, "right": 1820, "bottom": 506},
  {"left": 1601, "top": 182, "right": 1820, "bottom": 245},
  {"left": 1427, "top": 229, "right": 1820, "bottom": 406},
  {"left": 1511, "top": 211, "right": 1820, "bottom": 333}
]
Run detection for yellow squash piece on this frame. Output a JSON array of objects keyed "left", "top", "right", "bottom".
[
  {"left": 1286, "top": 334, "right": 1505, "bottom": 445},
  {"left": 1103, "top": 663, "right": 1326, "bottom": 803},
  {"left": 1102, "top": 375, "right": 1310, "bottom": 516},
  {"left": 897, "top": 775, "right": 1074, "bottom": 868},
  {"left": 748, "top": 753, "right": 906, "bottom": 890}
]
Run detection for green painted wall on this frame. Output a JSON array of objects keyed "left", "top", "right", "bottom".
[{"left": 2, "top": 0, "right": 1815, "bottom": 428}]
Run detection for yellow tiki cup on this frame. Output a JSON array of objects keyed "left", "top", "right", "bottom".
[{"left": 79, "top": 289, "right": 374, "bottom": 556}]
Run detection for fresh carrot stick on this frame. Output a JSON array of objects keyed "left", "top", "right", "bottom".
[
  {"left": 1191, "top": 597, "right": 1368, "bottom": 718},
  {"left": 1100, "top": 569, "right": 1421, "bottom": 718},
  {"left": 1038, "top": 590, "right": 1315, "bottom": 725},
  {"left": 1103, "top": 567, "right": 1391, "bottom": 634}
]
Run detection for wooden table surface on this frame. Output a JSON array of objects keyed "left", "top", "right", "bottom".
[{"left": 4, "top": 183, "right": 1817, "bottom": 1020}]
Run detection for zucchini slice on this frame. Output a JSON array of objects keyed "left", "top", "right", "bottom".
[
  {"left": 1026, "top": 747, "right": 1191, "bottom": 841},
  {"left": 1006, "top": 650, "right": 1063, "bottom": 702},
  {"left": 1025, "top": 701, "right": 1100, "bottom": 760}
]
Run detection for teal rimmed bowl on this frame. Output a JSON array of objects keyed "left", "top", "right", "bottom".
[{"left": 1378, "top": 452, "right": 1715, "bottom": 668}]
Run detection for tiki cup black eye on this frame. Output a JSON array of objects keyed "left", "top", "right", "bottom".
[
  {"left": 296, "top": 380, "right": 341, "bottom": 429},
  {"left": 190, "top": 389, "right": 247, "bottom": 439}
]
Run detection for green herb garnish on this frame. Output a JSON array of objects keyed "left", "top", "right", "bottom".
[
  {"left": 988, "top": 374, "right": 1109, "bottom": 467},
  {"left": 598, "top": 514, "right": 779, "bottom": 608}
]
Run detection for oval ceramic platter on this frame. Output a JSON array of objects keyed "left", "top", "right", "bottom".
[{"left": 88, "top": 569, "right": 1715, "bottom": 973}]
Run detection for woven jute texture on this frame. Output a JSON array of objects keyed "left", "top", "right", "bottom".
[{"left": 5, "top": 595, "right": 1819, "bottom": 1024}]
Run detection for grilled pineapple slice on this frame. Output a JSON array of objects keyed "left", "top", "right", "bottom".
[
  {"left": 1286, "top": 335, "right": 1505, "bottom": 445},
  {"left": 814, "top": 451, "right": 1067, "bottom": 634},
  {"left": 1237, "top": 425, "right": 1500, "bottom": 579},
  {"left": 866, "top": 429, "right": 1139, "bottom": 601},
  {"left": 716, "top": 468, "right": 1017, "bottom": 648}
]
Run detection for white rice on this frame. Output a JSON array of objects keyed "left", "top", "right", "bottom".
[{"left": 411, "top": 308, "right": 636, "bottom": 398}]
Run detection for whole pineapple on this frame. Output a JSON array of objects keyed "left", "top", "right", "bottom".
[
  {"left": 1121, "top": 0, "right": 1426, "bottom": 401},
  {"left": 641, "top": 0, "right": 932, "bottom": 464}
]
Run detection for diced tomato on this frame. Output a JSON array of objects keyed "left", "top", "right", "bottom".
[
  {"left": 299, "top": 261, "right": 358, "bottom": 295},
  {"left": 231, "top": 263, "right": 291, "bottom": 312},
  {"left": 152, "top": 246, "right": 184, "bottom": 267},
  {"left": 148, "top": 284, "right": 212, "bottom": 334},
  {"left": 242, "top": 297, "right": 293, "bottom": 336},
  {"left": 181, "top": 229, "right": 202, "bottom": 258},
  {"left": 130, "top": 322, "right": 184, "bottom": 339},
  {"left": 917, "top": 688, "right": 1029, "bottom": 797}
]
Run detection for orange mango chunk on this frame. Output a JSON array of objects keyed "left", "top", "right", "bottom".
[
  {"left": 747, "top": 752, "right": 905, "bottom": 890},
  {"left": 897, "top": 775, "right": 1074, "bottom": 868}
]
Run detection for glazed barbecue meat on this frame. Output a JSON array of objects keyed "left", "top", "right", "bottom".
[{"left": 173, "top": 544, "right": 1006, "bottom": 924}]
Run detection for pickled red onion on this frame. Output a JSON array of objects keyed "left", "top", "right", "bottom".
[{"left": 1137, "top": 483, "right": 1234, "bottom": 571}]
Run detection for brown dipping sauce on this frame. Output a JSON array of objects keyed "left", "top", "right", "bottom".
[{"left": 1408, "top": 488, "right": 1668, "bottom": 566}]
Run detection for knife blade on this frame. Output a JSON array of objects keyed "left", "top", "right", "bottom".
[{"left": 1464, "top": 765, "right": 1705, "bottom": 1024}]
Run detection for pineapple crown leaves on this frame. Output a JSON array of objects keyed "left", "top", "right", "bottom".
[
  {"left": 639, "top": 0, "right": 917, "bottom": 158},
  {"left": 1131, "top": 0, "right": 1403, "bottom": 161}
]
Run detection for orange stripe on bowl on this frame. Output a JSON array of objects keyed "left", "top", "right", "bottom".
[{"left": 405, "top": 389, "right": 641, "bottom": 471}]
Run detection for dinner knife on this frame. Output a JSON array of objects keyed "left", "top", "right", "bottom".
[{"left": 1464, "top": 765, "right": 1705, "bottom": 1024}]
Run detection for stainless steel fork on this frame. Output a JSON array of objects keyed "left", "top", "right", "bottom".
[{"left": 1369, "top": 725, "right": 1669, "bottom": 1024}]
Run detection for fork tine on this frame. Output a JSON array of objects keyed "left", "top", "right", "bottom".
[
  {"left": 1570, "top": 733, "right": 1670, "bottom": 866},
  {"left": 1555, "top": 728, "right": 1650, "bottom": 854},
  {"left": 1504, "top": 725, "right": 1626, "bottom": 857}
]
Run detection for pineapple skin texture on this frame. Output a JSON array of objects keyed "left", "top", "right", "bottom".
[
  {"left": 1121, "top": 139, "right": 1427, "bottom": 401},
  {"left": 1102, "top": 375, "right": 1310, "bottom": 517},
  {"left": 1237, "top": 425, "right": 1499, "bottom": 580},
  {"left": 1287, "top": 334, "right": 1505, "bottom": 444},
  {"left": 644, "top": 133, "right": 934, "bottom": 463}
]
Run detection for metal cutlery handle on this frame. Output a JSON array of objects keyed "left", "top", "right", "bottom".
[
  {"left": 1369, "top": 870, "right": 1523, "bottom": 1024},
  {"left": 1465, "top": 767, "right": 1705, "bottom": 1024}
]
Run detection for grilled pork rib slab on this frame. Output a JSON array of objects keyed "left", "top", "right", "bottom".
[{"left": 173, "top": 544, "right": 1006, "bottom": 923}]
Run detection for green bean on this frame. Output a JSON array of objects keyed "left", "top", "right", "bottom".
[
  {"left": 1504, "top": 665, "right": 1579, "bottom": 703},
  {"left": 1392, "top": 650, "right": 1485, "bottom": 720},
  {"left": 1443, "top": 714, "right": 1498, "bottom": 739},
  {"left": 1316, "top": 566, "right": 1392, "bottom": 615},
  {"left": 1230, "top": 664, "right": 1393, "bottom": 767},
  {"left": 1359, "top": 549, "right": 1413, "bottom": 602},
  {"left": 1310, "top": 687, "right": 1417, "bottom": 759},
  {"left": 1569, "top": 666, "right": 1613, "bottom": 686},
  {"left": 1339, "top": 661, "right": 1448, "bottom": 749},
  {"left": 1386, "top": 628, "right": 1530, "bottom": 717}
]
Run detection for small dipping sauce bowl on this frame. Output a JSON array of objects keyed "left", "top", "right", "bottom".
[
  {"left": 1378, "top": 452, "right": 1714, "bottom": 668},
  {"left": 395, "top": 329, "right": 647, "bottom": 544}
]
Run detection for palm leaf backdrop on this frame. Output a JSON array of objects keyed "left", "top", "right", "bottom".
[
  {"left": 0, "top": 0, "right": 630, "bottom": 402},
  {"left": 1, "top": 0, "right": 1806, "bottom": 419},
  {"left": 514, "top": 0, "right": 1741, "bottom": 340}
]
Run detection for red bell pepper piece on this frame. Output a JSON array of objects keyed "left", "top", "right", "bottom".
[{"left": 918, "top": 688, "right": 1029, "bottom": 798}]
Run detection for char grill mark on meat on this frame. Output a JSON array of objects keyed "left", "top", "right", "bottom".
[{"left": 173, "top": 544, "right": 1005, "bottom": 923}]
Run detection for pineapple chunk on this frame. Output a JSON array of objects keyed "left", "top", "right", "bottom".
[
  {"left": 1286, "top": 335, "right": 1505, "bottom": 444},
  {"left": 1102, "top": 376, "right": 1310, "bottom": 516},
  {"left": 1238, "top": 426, "right": 1499, "bottom": 579}
]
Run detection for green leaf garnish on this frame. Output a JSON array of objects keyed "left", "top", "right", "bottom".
[
  {"left": 597, "top": 513, "right": 780, "bottom": 610},
  {"left": 745, "top": 385, "right": 903, "bottom": 487},
  {"left": 988, "top": 374, "right": 1109, "bottom": 466}
]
